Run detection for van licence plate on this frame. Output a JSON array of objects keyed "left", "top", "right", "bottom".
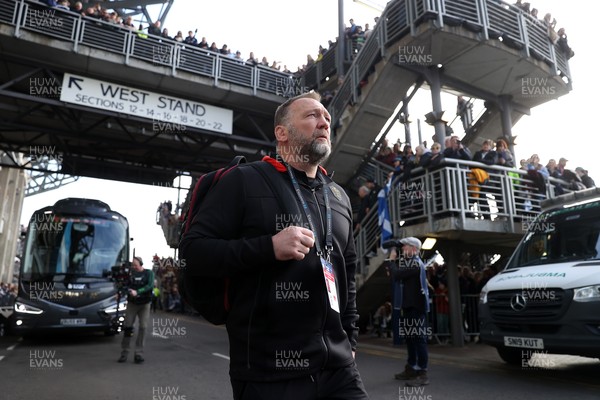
[
  {"left": 60, "top": 318, "right": 87, "bottom": 326},
  {"left": 504, "top": 336, "right": 544, "bottom": 349}
]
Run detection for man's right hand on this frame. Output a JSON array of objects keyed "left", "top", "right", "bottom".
[
  {"left": 272, "top": 226, "right": 315, "bottom": 261},
  {"left": 388, "top": 248, "right": 398, "bottom": 261}
]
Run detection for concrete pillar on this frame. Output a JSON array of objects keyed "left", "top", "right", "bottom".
[{"left": 0, "top": 154, "right": 27, "bottom": 284}]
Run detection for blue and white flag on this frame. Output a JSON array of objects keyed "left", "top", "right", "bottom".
[{"left": 377, "top": 182, "right": 393, "bottom": 249}]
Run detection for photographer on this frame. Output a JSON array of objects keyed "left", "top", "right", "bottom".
[
  {"left": 443, "top": 135, "right": 472, "bottom": 161},
  {"left": 383, "top": 237, "right": 430, "bottom": 387},
  {"left": 118, "top": 256, "right": 154, "bottom": 364}
]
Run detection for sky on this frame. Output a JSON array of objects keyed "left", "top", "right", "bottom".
[{"left": 19, "top": 0, "right": 599, "bottom": 264}]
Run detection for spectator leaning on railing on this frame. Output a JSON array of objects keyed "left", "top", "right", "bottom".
[{"left": 36, "top": 1, "right": 295, "bottom": 73}]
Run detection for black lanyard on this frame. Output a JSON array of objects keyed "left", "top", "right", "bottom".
[{"left": 285, "top": 164, "right": 333, "bottom": 259}]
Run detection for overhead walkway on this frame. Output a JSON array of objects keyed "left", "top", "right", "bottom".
[
  {"left": 0, "top": 0, "right": 295, "bottom": 186},
  {"left": 303, "top": 0, "right": 572, "bottom": 187}
]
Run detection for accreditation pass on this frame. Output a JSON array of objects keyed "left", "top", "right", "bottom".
[{"left": 320, "top": 257, "right": 340, "bottom": 313}]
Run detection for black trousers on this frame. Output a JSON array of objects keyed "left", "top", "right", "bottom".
[{"left": 231, "top": 363, "right": 369, "bottom": 400}]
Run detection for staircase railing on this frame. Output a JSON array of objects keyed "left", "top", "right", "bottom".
[{"left": 315, "top": 0, "right": 572, "bottom": 127}]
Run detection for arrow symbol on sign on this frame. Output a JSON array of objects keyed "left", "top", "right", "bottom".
[{"left": 68, "top": 76, "right": 84, "bottom": 90}]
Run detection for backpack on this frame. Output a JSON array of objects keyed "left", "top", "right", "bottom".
[
  {"left": 178, "top": 156, "right": 246, "bottom": 324},
  {"left": 178, "top": 156, "right": 298, "bottom": 325}
]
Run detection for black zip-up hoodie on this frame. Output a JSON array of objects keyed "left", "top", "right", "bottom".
[{"left": 179, "top": 157, "right": 359, "bottom": 382}]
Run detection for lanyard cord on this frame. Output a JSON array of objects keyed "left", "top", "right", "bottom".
[{"left": 284, "top": 163, "right": 333, "bottom": 259}]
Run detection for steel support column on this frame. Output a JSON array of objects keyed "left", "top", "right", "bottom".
[
  {"left": 428, "top": 67, "right": 447, "bottom": 148},
  {"left": 499, "top": 95, "right": 515, "bottom": 156},
  {"left": 441, "top": 241, "right": 465, "bottom": 348}
]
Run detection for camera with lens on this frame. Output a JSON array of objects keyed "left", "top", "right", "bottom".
[
  {"left": 105, "top": 261, "right": 131, "bottom": 294},
  {"left": 382, "top": 239, "right": 404, "bottom": 250}
]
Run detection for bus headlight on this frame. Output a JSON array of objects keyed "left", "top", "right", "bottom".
[
  {"left": 14, "top": 301, "right": 44, "bottom": 315},
  {"left": 573, "top": 285, "right": 600, "bottom": 302},
  {"left": 103, "top": 301, "right": 127, "bottom": 314}
]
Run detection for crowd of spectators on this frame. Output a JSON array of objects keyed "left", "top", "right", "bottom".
[
  {"left": 427, "top": 258, "right": 499, "bottom": 342},
  {"left": 39, "top": 0, "right": 297, "bottom": 74},
  {"left": 297, "top": 15, "right": 379, "bottom": 78},
  {"left": 513, "top": 0, "right": 574, "bottom": 59},
  {"left": 0, "top": 282, "right": 17, "bottom": 306},
  {"left": 40, "top": 2, "right": 381, "bottom": 78},
  {"left": 376, "top": 134, "right": 593, "bottom": 187},
  {"left": 151, "top": 255, "right": 185, "bottom": 314}
]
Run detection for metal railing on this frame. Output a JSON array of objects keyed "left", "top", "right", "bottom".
[
  {"left": 370, "top": 294, "right": 481, "bottom": 340},
  {"left": 429, "top": 293, "right": 481, "bottom": 340},
  {"left": 0, "top": 0, "right": 294, "bottom": 96},
  {"left": 308, "top": 0, "right": 572, "bottom": 126},
  {"left": 353, "top": 160, "right": 395, "bottom": 263},
  {"left": 354, "top": 159, "right": 576, "bottom": 276},
  {"left": 0, "top": 0, "right": 572, "bottom": 110}
]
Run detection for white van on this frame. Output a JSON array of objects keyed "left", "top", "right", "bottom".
[{"left": 479, "top": 187, "right": 600, "bottom": 364}]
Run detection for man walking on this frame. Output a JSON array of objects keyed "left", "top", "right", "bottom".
[
  {"left": 180, "top": 92, "right": 369, "bottom": 399},
  {"left": 118, "top": 256, "right": 154, "bottom": 364}
]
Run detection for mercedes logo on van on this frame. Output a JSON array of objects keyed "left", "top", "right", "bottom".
[{"left": 510, "top": 294, "right": 527, "bottom": 311}]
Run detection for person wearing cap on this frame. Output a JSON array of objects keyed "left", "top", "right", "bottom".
[
  {"left": 384, "top": 237, "right": 430, "bottom": 386},
  {"left": 575, "top": 167, "right": 596, "bottom": 189},
  {"left": 118, "top": 256, "right": 154, "bottom": 364},
  {"left": 390, "top": 156, "right": 404, "bottom": 182}
]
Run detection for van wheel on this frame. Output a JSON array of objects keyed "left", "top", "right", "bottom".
[{"left": 497, "top": 347, "right": 528, "bottom": 366}]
